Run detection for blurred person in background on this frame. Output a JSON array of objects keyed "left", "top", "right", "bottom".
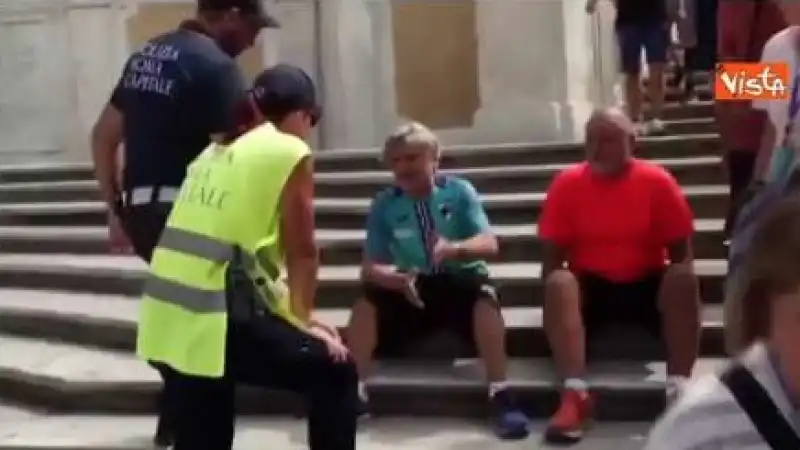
[
  {"left": 716, "top": 0, "right": 789, "bottom": 241},
  {"left": 723, "top": 24, "right": 800, "bottom": 363},
  {"left": 667, "top": 0, "right": 698, "bottom": 101},
  {"left": 587, "top": 0, "right": 681, "bottom": 135}
]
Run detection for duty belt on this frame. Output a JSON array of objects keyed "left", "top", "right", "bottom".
[{"left": 123, "top": 186, "right": 179, "bottom": 207}]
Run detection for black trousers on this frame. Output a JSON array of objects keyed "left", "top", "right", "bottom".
[
  {"left": 118, "top": 203, "right": 175, "bottom": 437},
  {"left": 724, "top": 151, "right": 757, "bottom": 238},
  {"left": 118, "top": 203, "right": 171, "bottom": 262},
  {"left": 167, "top": 312, "right": 358, "bottom": 450}
]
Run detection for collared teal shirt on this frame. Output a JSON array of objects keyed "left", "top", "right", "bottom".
[{"left": 364, "top": 175, "right": 490, "bottom": 275}]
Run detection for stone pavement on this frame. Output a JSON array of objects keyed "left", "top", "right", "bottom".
[{"left": 0, "top": 412, "right": 654, "bottom": 449}]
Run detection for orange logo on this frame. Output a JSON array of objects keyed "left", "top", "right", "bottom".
[{"left": 714, "top": 62, "right": 790, "bottom": 101}]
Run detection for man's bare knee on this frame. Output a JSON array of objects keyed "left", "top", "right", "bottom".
[
  {"left": 473, "top": 298, "right": 504, "bottom": 328},
  {"left": 544, "top": 269, "right": 582, "bottom": 327},
  {"left": 545, "top": 270, "right": 581, "bottom": 306}
]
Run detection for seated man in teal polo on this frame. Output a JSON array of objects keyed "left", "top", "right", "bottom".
[{"left": 345, "top": 122, "right": 530, "bottom": 440}]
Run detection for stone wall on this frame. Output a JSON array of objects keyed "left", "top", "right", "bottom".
[{"left": 0, "top": 0, "right": 618, "bottom": 163}]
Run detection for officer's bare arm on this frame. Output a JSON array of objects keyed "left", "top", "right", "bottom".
[
  {"left": 281, "top": 155, "right": 318, "bottom": 323},
  {"left": 91, "top": 103, "right": 124, "bottom": 209}
]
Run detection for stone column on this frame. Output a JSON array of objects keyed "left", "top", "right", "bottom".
[
  {"left": 0, "top": 0, "right": 73, "bottom": 162},
  {"left": 271, "top": 0, "right": 320, "bottom": 148},
  {"left": 592, "top": 1, "right": 623, "bottom": 108},
  {"left": 435, "top": 0, "right": 603, "bottom": 145},
  {"left": 318, "top": 0, "right": 379, "bottom": 149},
  {"left": 62, "top": 0, "right": 127, "bottom": 162}
]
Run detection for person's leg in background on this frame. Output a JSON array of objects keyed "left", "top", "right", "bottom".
[
  {"left": 723, "top": 151, "right": 757, "bottom": 241},
  {"left": 616, "top": 25, "right": 647, "bottom": 132},
  {"left": 427, "top": 274, "right": 529, "bottom": 440},
  {"left": 346, "top": 283, "right": 430, "bottom": 418},
  {"left": 641, "top": 22, "right": 671, "bottom": 134},
  {"left": 672, "top": 0, "right": 699, "bottom": 101},
  {"left": 542, "top": 270, "right": 595, "bottom": 444},
  {"left": 119, "top": 203, "right": 174, "bottom": 447},
  {"left": 656, "top": 265, "right": 701, "bottom": 402},
  {"left": 682, "top": 47, "right": 698, "bottom": 99},
  {"left": 228, "top": 314, "right": 358, "bottom": 450}
]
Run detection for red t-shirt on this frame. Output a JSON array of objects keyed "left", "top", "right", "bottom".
[{"left": 538, "top": 160, "right": 694, "bottom": 283}]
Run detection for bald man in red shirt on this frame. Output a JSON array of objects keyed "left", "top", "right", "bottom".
[{"left": 538, "top": 108, "right": 701, "bottom": 444}]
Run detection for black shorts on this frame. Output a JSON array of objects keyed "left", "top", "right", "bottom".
[
  {"left": 363, "top": 272, "right": 498, "bottom": 356},
  {"left": 579, "top": 271, "right": 664, "bottom": 338}
]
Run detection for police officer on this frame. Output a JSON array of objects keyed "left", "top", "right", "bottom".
[
  {"left": 89, "top": 0, "right": 278, "bottom": 446},
  {"left": 137, "top": 64, "right": 357, "bottom": 450}
]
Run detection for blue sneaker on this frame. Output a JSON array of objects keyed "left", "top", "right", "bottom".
[{"left": 490, "top": 390, "right": 530, "bottom": 440}]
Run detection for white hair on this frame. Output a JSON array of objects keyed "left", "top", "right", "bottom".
[{"left": 382, "top": 121, "right": 441, "bottom": 161}]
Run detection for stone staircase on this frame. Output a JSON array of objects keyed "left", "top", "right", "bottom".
[{"left": 0, "top": 101, "right": 723, "bottom": 422}]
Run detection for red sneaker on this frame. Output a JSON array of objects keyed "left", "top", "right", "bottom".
[{"left": 544, "top": 389, "right": 594, "bottom": 444}]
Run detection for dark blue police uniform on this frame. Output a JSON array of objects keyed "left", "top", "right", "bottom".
[
  {"left": 111, "top": 23, "right": 247, "bottom": 261},
  {"left": 109, "top": 21, "right": 247, "bottom": 447}
]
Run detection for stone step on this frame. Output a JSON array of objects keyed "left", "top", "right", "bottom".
[
  {"left": 0, "top": 289, "right": 726, "bottom": 360},
  {"left": 662, "top": 87, "right": 713, "bottom": 103},
  {"left": 317, "top": 134, "right": 720, "bottom": 172},
  {"left": 0, "top": 156, "right": 724, "bottom": 203},
  {"left": 0, "top": 255, "right": 728, "bottom": 306},
  {"left": 656, "top": 117, "right": 715, "bottom": 134},
  {"left": 0, "top": 219, "right": 728, "bottom": 263},
  {"left": 0, "top": 185, "right": 731, "bottom": 228},
  {"left": 0, "top": 332, "right": 725, "bottom": 420},
  {"left": 0, "top": 417, "right": 654, "bottom": 450},
  {"left": 658, "top": 101, "right": 713, "bottom": 121},
  {"left": 0, "top": 132, "right": 718, "bottom": 186},
  {"left": 0, "top": 162, "right": 93, "bottom": 184}
]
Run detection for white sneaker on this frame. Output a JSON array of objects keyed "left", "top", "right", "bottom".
[
  {"left": 666, "top": 376, "right": 688, "bottom": 406},
  {"left": 633, "top": 121, "right": 646, "bottom": 136},
  {"left": 644, "top": 118, "right": 667, "bottom": 135}
]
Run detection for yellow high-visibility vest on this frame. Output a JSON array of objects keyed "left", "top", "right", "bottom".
[{"left": 136, "top": 122, "right": 310, "bottom": 378}]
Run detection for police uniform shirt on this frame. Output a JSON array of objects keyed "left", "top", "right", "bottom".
[{"left": 110, "top": 26, "right": 247, "bottom": 192}]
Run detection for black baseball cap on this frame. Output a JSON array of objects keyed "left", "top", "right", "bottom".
[
  {"left": 251, "top": 64, "right": 322, "bottom": 126},
  {"left": 197, "top": 0, "right": 280, "bottom": 28}
]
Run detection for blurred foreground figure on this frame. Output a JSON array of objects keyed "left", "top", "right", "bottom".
[{"left": 647, "top": 197, "right": 800, "bottom": 449}]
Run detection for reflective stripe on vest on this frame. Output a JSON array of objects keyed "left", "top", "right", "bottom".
[{"left": 144, "top": 227, "right": 281, "bottom": 313}]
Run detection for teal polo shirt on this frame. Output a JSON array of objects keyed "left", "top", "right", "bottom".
[{"left": 364, "top": 175, "right": 491, "bottom": 275}]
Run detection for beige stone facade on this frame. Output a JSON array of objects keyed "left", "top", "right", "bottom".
[{"left": 0, "top": 0, "right": 620, "bottom": 162}]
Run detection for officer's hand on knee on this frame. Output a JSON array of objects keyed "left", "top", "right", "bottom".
[
  {"left": 309, "top": 324, "right": 349, "bottom": 363},
  {"left": 310, "top": 318, "right": 341, "bottom": 342}
]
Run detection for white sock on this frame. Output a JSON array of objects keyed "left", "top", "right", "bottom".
[
  {"left": 667, "top": 375, "right": 688, "bottom": 390},
  {"left": 488, "top": 381, "right": 508, "bottom": 398},
  {"left": 357, "top": 381, "right": 368, "bottom": 401},
  {"left": 564, "top": 378, "right": 589, "bottom": 393}
]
